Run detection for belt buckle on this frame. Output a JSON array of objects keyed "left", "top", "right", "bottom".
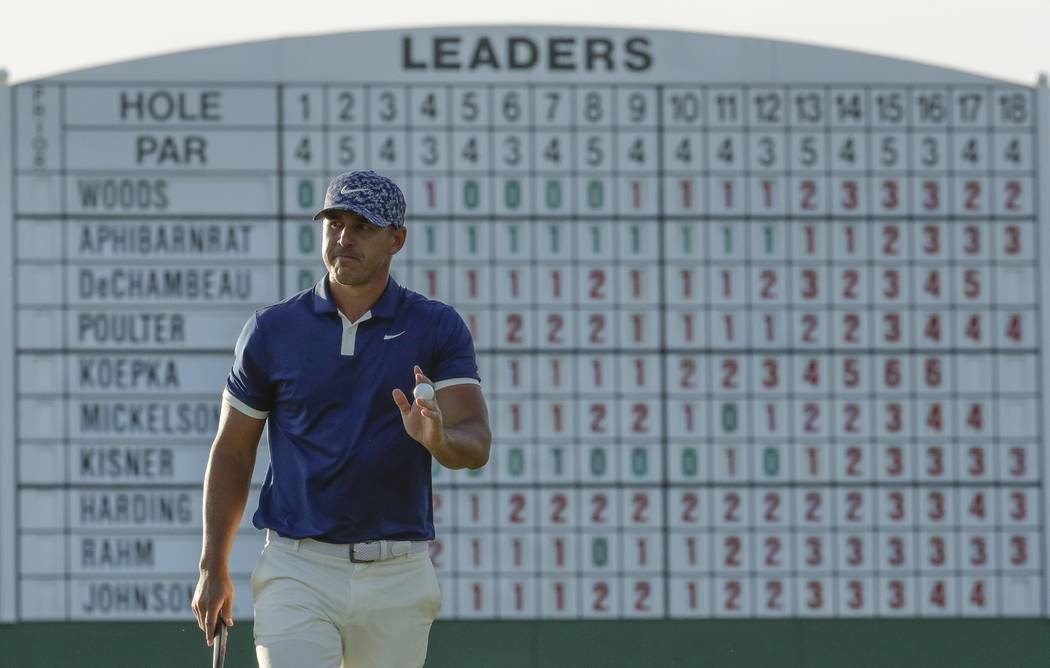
[{"left": 349, "top": 541, "right": 376, "bottom": 563}]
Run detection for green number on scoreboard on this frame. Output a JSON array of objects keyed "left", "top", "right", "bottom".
[
  {"left": 591, "top": 225, "right": 602, "bottom": 254},
  {"left": 681, "top": 447, "right": 698, "bottom": 477},
  {"left": 723, "top": 226, "right": 733, "bottom": 254},
  {"left": 548, "top": 225, "right": 560, "bottom": 254},
  {"left": 763, "top": 447, "right": 780, "bottom": 476},
  {"left": 587, "top": 179, "right": 603, "bottom": 209},
  {"left": 551, "top": 447, "right": 564, "bottom": 475},
  {"left": 504, "top": 179, "right": 521, "bottom": 210},
  {"left": 764, "top": 225, "right": 775, "bottom": 254},
  {"left": 425, "top": 225, "right": 436, "bottom": 253},
  {"left": 464, "top": 180, "right": 480, "bottom": 209},
  {"left": 299, "top": 270, "right": 314, "bottom": 291},
  {"left": 509, "top": 224, "right": 520, "bottom": 254},
  {"left": 630, "top": 225, "right": 641, "bottom": 254},
  {"left": 631, "top": 447, "right": 648, "bottom": 476},
  {"left": 591, "top": 537, "right": 608, "bottom": 566},
  {"left": 721, "top": 403, "right": 738, "bottom": 433},
  {"left": 467, "top": 225, "right": 478, "bottom": 255},
  {"left": 590, "top": 447, "right": 606, "bottom": 476},
  {"left": 298, "top": 225, "right": 315, "bottom": 253},
  {"left": 545, "top": 179, "right": 562, "bottom": 209},
  {"left": 298, "top": 179, "right": 314, "bottom": 209},
  {"left": 509, "top": 447, "right": 524, "bottom": 476}
]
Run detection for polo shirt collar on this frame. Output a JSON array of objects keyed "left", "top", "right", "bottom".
[{"left": 312, "top": 275, "right": 401, "bottom": 320}]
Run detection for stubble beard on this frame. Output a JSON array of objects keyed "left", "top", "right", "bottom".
[{"left": 328, "top": 255, "right": 388, "bottom": 288}]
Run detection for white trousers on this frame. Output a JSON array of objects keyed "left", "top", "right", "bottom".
[{"left": 251, "top": 536, "right": 442, "bottom": 668}]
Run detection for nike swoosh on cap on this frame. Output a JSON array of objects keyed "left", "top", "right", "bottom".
[
  {"left": 340, "top": 186, "right": 370, "bottom": 196},
  {"left": 383, "top": 331, "right": 407, "bottom": 340}
]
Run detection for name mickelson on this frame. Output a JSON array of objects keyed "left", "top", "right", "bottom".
[{"left": 401, "top": 33, "right": 653, "bottom": 72}]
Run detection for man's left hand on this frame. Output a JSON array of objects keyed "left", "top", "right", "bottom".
[{"left": 393, "top": 365, "right": 445, "bottom": 454}]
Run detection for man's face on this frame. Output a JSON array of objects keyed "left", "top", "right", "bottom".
[{"left": 322, "top": 210, "right": 406, "bottom": 287}]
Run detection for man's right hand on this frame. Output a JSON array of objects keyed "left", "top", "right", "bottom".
[{"left": 191, "top": 568, "right": 234, "bottom": 647}]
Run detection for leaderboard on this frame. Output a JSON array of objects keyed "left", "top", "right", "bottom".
[{"left": 2, "top": 27, "right": 1049, "bottom": 620}]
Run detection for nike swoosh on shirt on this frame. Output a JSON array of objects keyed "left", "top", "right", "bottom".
[{"left": 383, "top": 331, "right": 407, "bottom": 340}]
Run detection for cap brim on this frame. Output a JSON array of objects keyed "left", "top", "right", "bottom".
[{"left": 312, "top": 204, "right": 392, "bottom": 228}]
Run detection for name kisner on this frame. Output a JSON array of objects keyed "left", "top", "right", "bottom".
[
  {"left": 402, "top": 35, "right": 653, "bottom": 72},
  {"left": 79, "top": 447, "right": 175, "bottom": 480}
]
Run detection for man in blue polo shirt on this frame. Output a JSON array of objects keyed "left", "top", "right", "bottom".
[{"left": 191, "top": 170, "right": 491, "bottom": 668}]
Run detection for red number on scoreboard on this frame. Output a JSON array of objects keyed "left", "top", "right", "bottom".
[
  {"left": 634, "top": 581, "right": 651, "bottom": 612},
  {"left": 550, "top": 493, "right": 567, "bottom": 524},
  {"left": 592, "top": 582, "right": 609, "bottom": 612}
]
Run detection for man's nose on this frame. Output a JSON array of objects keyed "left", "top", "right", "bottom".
[{"left": 336, "top": 226, "right": 356, "bottom": 246}]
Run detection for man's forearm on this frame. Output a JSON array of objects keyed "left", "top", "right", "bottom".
[
  {"left": 199, "top": 447, "right": 256, "bottom": 571},
  {"left": 431, "top": 419, "right": 491, "bottom": 470}
]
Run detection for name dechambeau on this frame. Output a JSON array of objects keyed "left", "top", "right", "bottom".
[{"left": 78, "top": 268, "right": 253, "bottom": 301}]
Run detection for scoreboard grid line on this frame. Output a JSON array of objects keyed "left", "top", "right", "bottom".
[
  {"left": 1034, "top": 76, "right": 1050, "bottom": 617},
  {"left": 903, "top": 88, "right": 919, "bottom": 616},
  {"left": 824, "top": 83, "right": 840, "bottom": 615},
  {"left": 30, "top": 80, "right": 1039, "bottom": 89},
  {"left": 743, "top": 83, "right": 759, "bottom": 615},
  {"left": 786, "top": 86, "right": 801, "bottom": 615},
  {"left": 59, "top": 82, "right": 71, "bottom": 620},
  {"left": 985, "top": 83, "right": 1002, "bottom": 613},
  {"left": 11, "top": 213, "right": 1039, "bottom": 222},
  {"left": 12, "top": 347, "right": 1044, "bottom": 357},
  {"left": 864, "top": 83, "right": 878, "bottom": 616},
  {"left": 4, "top": 76, "right": 20, "bottom": 623},
  {"left": 949, "top": 84, "right": 962, "bottom": 612},
  {"left": 16, "top": 480, "right": 1047, "bottom": 491},
  {"left": 276, "top": 84, "right": 286, "bottom": 299},
  {"left": 656, "top": 84, "right": 672, "bottom": 618}
]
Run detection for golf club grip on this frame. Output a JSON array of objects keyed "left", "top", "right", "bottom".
[{"left": 212, "top": 621, "right": 228, "bottom": 668}]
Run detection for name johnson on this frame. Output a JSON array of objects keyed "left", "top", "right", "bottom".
[{"left": 82, "top": 582, "right": 194, "bottom": 614}]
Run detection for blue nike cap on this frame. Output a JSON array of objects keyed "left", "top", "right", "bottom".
[{"left": 313, "top": 170, "right": 407, "bottom": 229}]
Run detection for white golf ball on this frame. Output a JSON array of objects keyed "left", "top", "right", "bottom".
[{"left": 413, "top": 383, "right": 435, "bottom": 402}]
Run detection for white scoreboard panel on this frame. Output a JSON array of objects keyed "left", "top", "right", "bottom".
[{"left": 1, "top": 27, "right": 1048, "bottom": 621}]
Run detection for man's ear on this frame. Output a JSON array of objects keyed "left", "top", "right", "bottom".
[{"left": 389, "top": 227, "right": 407, "bottom": 255}]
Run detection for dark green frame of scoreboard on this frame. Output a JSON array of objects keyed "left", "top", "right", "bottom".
[{"left": 1, "top": 619, "right": 1049, "bottom": 667}]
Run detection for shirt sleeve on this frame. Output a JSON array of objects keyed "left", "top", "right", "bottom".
[
  {"left": 223, "top": 313, "right": 274, "bottom": 419},
  {"left": 430, "top": 306, "right": 481, "bottom": 390}
]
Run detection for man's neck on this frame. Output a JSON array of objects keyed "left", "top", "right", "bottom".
[{"left": 328, "top": 273, "right": 389, "bottom": 323}]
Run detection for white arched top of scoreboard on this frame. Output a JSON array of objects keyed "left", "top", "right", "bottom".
[{"left": 35, "top": 26, "right": 1021, "bottom": 86}]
